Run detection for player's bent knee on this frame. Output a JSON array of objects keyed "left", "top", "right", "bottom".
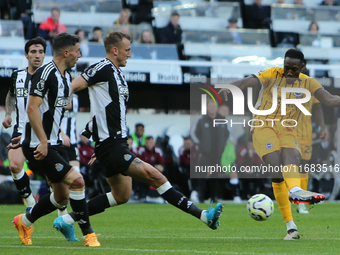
[
  {"left": 56, "top": 198, "right": 69, "bottom": 206},
  {"left": 69, "top": 176, "right": 85, "bottom": 190},
  {"left": 9, "top": 162, "right": 22, "bottom": 174},
  {"left": 115, "top": 194, "right": 130, "bottom": 205}
]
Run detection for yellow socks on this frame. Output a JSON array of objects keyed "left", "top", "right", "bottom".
[
  {"left": 299, "top": 172, "right": 309, "bottom": 191},
  {"left": 272, "top": 181, "right": 292, "bottom": 223}
]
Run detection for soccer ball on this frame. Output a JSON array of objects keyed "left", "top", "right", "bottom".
[{"left": 247, "top": 194, "right": 274, "bottom": 221}]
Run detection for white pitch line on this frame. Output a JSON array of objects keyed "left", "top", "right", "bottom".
[{"left": 2, "top": 235, "right": 340, "bottom": 241}]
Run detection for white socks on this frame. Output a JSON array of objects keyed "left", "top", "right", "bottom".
[
  {"left": 200, "top": 211, "right": 207, "bottom": 224},
  {"left": 25, "top": 193, "right": 36, "bottom": 208},
  {"left": 286, "top": 220, "right": 297, "bottom": 231}
]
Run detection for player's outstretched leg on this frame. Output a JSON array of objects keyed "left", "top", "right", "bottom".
[
  {"left": 13, "top": 214, "right": 34, "bottom": 245},
  {"left": 53, "top": 216, "right": 79, "bottom": 241},
  {"left": 126, "top": 159, "right": 224, "bottom": 230}
]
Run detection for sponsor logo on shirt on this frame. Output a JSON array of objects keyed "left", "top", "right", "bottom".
[
  {"left": 55, "top": 97, "right": 69, "bottom": 107},
  {"left": 16, "top": 88, "right": 28, "bottom": 98}
]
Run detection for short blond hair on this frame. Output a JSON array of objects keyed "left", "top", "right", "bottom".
[{"left": 104, "top": 31, "right": 131, "bottom": 53}]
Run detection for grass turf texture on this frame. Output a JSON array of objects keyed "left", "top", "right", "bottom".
[{"left": 0, "top": 202, "right": 339, "bottom": 254}]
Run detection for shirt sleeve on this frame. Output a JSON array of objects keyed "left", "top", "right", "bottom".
[
  {"left": 251, "top": 67, "right": 275, "bottom": 87},
  {"left": 309, "top": 78, "right": 323, "bottom": 96},
  {"left": 312, "top": 96, "right": 320, "bottom": 104},
  {"left": 9, "top": 71, "right": 16, "bottom": 94},
  {"left": 81, "top": 64, "right": 111, "bottom": 87}
]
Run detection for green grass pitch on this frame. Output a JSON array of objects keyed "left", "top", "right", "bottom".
[{"left": 0, "top": 202, "right": 339, "bottom": 254}]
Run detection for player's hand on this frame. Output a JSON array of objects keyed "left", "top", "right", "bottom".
[
  {"left": 61, "top": 132, "right": 71, "bottom": 147},
  {"left": 34, "top": 141, "right": 48, "bottom": 160},
  {"left": 88, "top": 153, "right": 97, "bottom": 166},
  {"left": 7, "top": 136, "right": 21, "bottom": 149},
  {"left": 218, "top": 87, "right": 231, "bottom": 101},
  {"left": 2, "top": 115, "right": 12, "bottom": 128}
]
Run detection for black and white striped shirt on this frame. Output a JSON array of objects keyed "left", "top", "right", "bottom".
[
  {"left": 81, "top": 58, "right": 129, "bottom": 143},
  {"left": 22, "top": 61, "right": 71, "bottom": 148},
  {"left": 10, "top": 69, "right": 32, "bottom": 134},
  {"left": 60, "top": 94, "right": 79, "bottom": 145}
]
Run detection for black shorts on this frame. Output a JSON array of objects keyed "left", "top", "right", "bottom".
[
  {"left": 65, "top": 144, "right": 79, "bottom": 161},
  {"left": 22, "top": 144, "right": 72, "bottom": 183},
  {"left": 95, "top": 138, "right": 136, "bottom": 178}
]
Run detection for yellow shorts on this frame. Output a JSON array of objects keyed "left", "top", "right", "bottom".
[
  {"left": 252, "top": 125, "right": 301, "bottom": 160},
  {"left": 298, "top": 139, "right": 312, "bottom": 161}
]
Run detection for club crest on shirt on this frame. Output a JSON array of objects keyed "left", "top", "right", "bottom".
[
  {"left": 87, "top": 68, "right": 96, "bottom": 77},
  {"left": 55, "top": 163, "right": 64, "bottom": 172},
  {"left": 265, "top": 142, "right": 273, "bottom": 149},
  {"left": 293, "top": 92, "right": 303, "bottom": 97},
  {"left": 37, "top": 79, "right": 45, "bottom": 91},
  {"left": 124, "top": 154, "right": 132, "bottom": 161}
]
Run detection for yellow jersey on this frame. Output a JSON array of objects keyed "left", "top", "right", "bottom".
[
  {"left": 295, "top": 96, "right": 319, "bottom": 141},
  {"left": 252, "top": 67, "right": 323, "bottom": 128}
]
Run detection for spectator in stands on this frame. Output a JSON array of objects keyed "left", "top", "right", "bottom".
[
  {"left": 117, "top": 25, "right": 131, "bottom": 36},
  {"left": 158, "top": 11, "right": 182, "bottom": 44},
  {"left": 309, "top": 20, "right": 319, "bottom": 33},
  {"left": 320, "top": 0, "right": 339, "bottom": 6},
  {"left": 218, "top": 104, "right": 230, "bottom": 117},
  {"left": 294, "top": 0, "right": 304, "bottom": 5},
  {"left": 308, "top": 20, "right": 320, "bottom": 47},
  {"left": 137, "top": 136, "right": 166, "bottom": 202},
  {"left": 37, "top": 8, "right": 67, "bottom": 41},
  {"left": 217, "top": 104, "right": 241, "bottom": 203},
  {"left": 236, "top": 140, "right": 264, "bottom": 199},
  {"left": 227, "top": 18, "right": 238, "bottom": 29},
  {"left": 78, "top": 135, "right": 94, "bottom": 172},
  {"left": 75, "top": 29, "right": 89, "bottom": 57},
  {"left": 277, "top": 0, "right": 285, "bottom": 3},
  {"left": 227, "top": 18, "right": 242, "bottom": 44},
  {"left": 127, "top": 135, "right": 137, "bottom": 155},
  {"left": 177, "top": 136, "right": 192, "bottom": 198},
  {"left": 14, "top": 0, "right": 34, "bottom": 39},
  {"left": 192, "top": 99, "right": 230, "bottom": 202},
  {"left": 139, "top": 136, "right": 165, "bottom": 173},
  {"left": 114, "top": 8, "right": 131, "bottom": 25},
  {"left": 139, "top": 29, "right": 155, "bottom": 44},
  {"left": 89, "top": 27, "right": 104, "bottom": 43},
  {"left": 131, "top": 123, "right": 147, "bottom": 147},
  {"left": 246, "top": 0, "right": 271, "bottom": 29}
]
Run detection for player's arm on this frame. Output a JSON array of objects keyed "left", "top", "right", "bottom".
[
  {"left": 219, "top": 76, "right": 260, "bottom": 100},
  {"left": 312, "top": 103, "right": 326, "bottom": 139},
  {"left": 72, "top": 75, "right": 89, "bottom": 94},
  {"left": 26, "top": 95, "right": 48, "bottom": 160},
  {"left": 314, "top": 88, "right": 340, "bottom": 108},
  {"left": 2, "top": 90, "right": 15, "bottom": 128}
]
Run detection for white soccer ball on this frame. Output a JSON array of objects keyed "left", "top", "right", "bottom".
[{"left": 247, "top": 194, "right": 274, "bottom": 221}]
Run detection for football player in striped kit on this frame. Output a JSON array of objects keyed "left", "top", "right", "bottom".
[
  {"left": 2, "top": 37, "right": 46, "bottom": 212},
  {"left": 13, "top": 33, "right": 100, "bottom": 247}
]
